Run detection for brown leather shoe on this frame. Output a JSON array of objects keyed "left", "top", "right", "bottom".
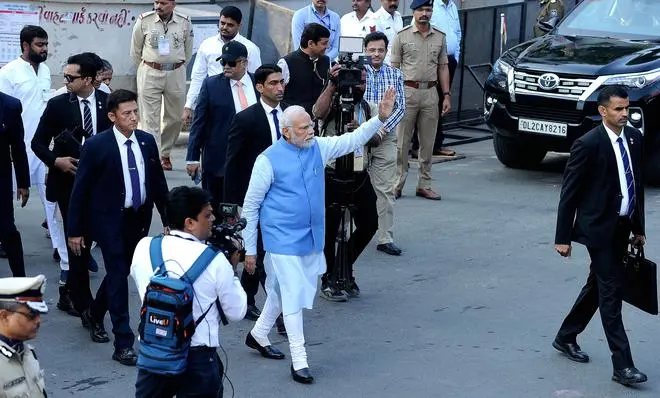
[
  {"left": 434, "top": 148, "right": 456, "bottom": 156},
  {"left": 160, "top": 156, "right": 172, "bottom": 171},
  {"left": 416, "top": 188, "right": 441, "bottom": 200}
]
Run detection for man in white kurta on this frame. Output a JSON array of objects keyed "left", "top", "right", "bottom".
[
  {"left": 242, "top": 88, "right": 395, "bottom": 383},
  {"left": 0, "top": 26, "right": 67, "bottom": 273}
]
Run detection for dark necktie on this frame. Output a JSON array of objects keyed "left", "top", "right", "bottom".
[
  {"left": 271, "top": 109, "right": 281, "bottom": 140},
  {"left": 616, "top": 137, "right": 635, "bottom": 217},
  {"left": 81, "top": 99, "right": 93, "bottom": 137},
  {"left": 125, "top": 139, "right": 142, "bottom": 208}
]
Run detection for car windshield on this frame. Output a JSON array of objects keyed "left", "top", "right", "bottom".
[{"left": 557, "top": 0, "right": 660, "bottom": 40}]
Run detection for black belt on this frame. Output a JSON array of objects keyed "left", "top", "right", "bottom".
[
  {"left": 121, "top": 206, "right": 144, "bottom": 216},
  {"left": 190, "top": 346, "right": 216, "bottom": 352}
]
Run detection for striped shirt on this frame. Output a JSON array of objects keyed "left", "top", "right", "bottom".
[{"left": 364, "top": 64, "right": 405, "bottom": 133}]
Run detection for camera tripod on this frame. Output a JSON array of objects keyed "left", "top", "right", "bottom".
[{"left": 326, "top": 175, "right": 358, "bottom": 293}]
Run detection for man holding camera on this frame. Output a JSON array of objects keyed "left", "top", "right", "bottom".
[
  {"left": 242, "top": 89, "right": 395, "bottom": 383},
  {"left": 131, "top": 186, "right": 247, "bottom": 397}
]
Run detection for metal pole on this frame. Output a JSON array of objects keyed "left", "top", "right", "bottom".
[
  {"left": 247, "top": 0, "right": 257, "bottom": 40},
  {"left": 456, "top": 9, "right": 468, "bottom": 122}
]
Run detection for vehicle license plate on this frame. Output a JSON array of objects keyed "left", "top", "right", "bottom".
[{"left": 518, "top": 118, "right": 567, "bottom": 137}]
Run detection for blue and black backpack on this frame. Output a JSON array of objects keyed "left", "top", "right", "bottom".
[{"left": 137, "top": 235, "right": 227, "bottom": 375}]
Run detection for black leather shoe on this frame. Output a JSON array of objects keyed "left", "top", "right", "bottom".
[
  {"left": 244, "top": 304, "right": 261, "bottom": 321},
  {"left": 612, "top": 367, "right": 647, "bottom": 386},
  {"left": 53, "top": 249, "right": 60, "bottom": 262},
  {"left": 112, "top": 348, "right": 137, "bottom": 366},
  {"left": 377, "top": 243, "right": 402, "bottom": 256},
  {"left": 552, "top": 338, "right": 589, "bottom": 363},
  {"left": 291, "top": 365, "right": 314, "bottom": 384},
  {"left": 245, "top": 332, "right": 285, "bottom": 359},
  {"left": 276, "top": 314, "right": 287, "bottom": 338},
  {"left": 57, "top": 286, "right": 80, "bottom": 317},
  {"left": 81, "top": 309, "right": 110, "bottom": 343}
]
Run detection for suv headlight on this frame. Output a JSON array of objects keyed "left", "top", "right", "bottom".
[
  {"left": 493, "top": 59, "right": 513, "bottom": 76},
  {"left": 603, "top": 69, "right": 660, "bottom": 88}
]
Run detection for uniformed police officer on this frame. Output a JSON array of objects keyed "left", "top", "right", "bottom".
[
  {"left": 0, "top": 275, "right": 48, "bottom": 398},
  {"left": 391, "top": 0, "right": 451, "bottom": 201},
  {"left": 130, "top": 0, "right": 193, "bottom": 171},
  {"left": 534, "top": 0, "right": 565, "bottom": 37}
]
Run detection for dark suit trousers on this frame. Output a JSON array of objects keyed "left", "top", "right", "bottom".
[
  {"left": 91, "top": 208, "right": 146, "bottom": 349},
  {"left": 240, "top": 226, "right": 266, "bottom": 307},
  {"left": 323, "top": 171, "right": 378, "bottom": 285},
  {"left": 203, "top": 173, "right": 224, "bottom": 217},
  {"left": 58, "top": 193, "right": 94, "bottom": 313},
  {"left": 0, "top": 186, "right": 25, "bottom": 277},
  {"left": 557, "top": 218, "right": 634, "bottom": 369}
]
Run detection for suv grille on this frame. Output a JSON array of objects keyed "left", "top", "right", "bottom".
[
  {"left": 513, "top": 70, "right": 596, "bottom": 101},
  {"left": 508, "top": 103, "right": 584, "bottom": 124}
]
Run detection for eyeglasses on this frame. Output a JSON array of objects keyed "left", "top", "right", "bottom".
[
  {"left": 64, "top": 74, "right": 83, "bottom": 83},
  {"left": 220, "top": 59, "right": 243, "bottom": 67},
  {"left": 7, "top": 309, "right": 40, "bottom": 321}
]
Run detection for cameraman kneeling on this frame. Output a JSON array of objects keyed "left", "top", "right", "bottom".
[
  {"left": 313, "top": 66, "right": 379, "bottom": 302},
  {"left": 130, "top": 186, "right": 247, "bottom": 398}
]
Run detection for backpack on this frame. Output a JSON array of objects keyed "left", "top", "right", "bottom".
[{"left": 136, "top": 235, "right": 226, "bottom": 375}]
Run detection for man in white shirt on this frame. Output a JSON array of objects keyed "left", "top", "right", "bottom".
[
  {"left": 131, "top": 185, "right": 247, "bottom": 397},
  {"left": 0, "top": 26, "right": 66, "bottom": 276},
  {"left": 340, "top": 0, "right": 382, "bottom": 38},
  {"left": 373, "top": 0, "right": 404, "bottom": 65},
  {"left": 183, "top": 6, "right": 262, "bottom": 123}
]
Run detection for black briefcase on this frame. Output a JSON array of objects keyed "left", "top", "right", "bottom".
[
  {"left": 622, "top": 244, "right": 658, "bottom": 315},
  {"left": 53, "top": 127, "right": 84, "bottom": 158}
]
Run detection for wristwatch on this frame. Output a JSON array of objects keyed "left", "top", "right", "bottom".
[{"left": 443, "top": 92, "right": 451, "bottom": 97}]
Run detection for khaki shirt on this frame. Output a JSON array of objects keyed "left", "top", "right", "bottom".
[
  {"left": 130, "top": 10, "right": 193, "bottom": 66},
  {"left": 0, "top": 340, "right": 46, "bottom": 398},
  {"left": 391, "top": 24, "right": 448, "bottom": 82}
]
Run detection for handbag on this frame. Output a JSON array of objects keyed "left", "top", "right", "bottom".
[
  {"left": 622, "top": 244, "right": 658, "bottom": 315},
  {"left": 53, "top": 126, "right": 84, "bottom": 158}
]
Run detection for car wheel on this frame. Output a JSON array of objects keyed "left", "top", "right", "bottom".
[{"left": 493, "top": 133, "right": 547, "bottom": 169}]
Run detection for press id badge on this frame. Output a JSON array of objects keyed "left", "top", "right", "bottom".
[{"left": 158, "top": 35, "right": 171, "bottom": 56}]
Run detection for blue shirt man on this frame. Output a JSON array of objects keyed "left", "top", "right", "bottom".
[
  {"left": 291, "top": 1, "right": 341, "bottom": 60},
  {"left": 430, "top": 0, "right": 462, "bottom": 62}
]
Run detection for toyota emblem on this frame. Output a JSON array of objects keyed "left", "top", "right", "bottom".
[{"left": 538, "top": 73, "right": 560, "bottom": 90}]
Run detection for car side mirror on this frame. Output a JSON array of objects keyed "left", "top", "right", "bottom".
[{"left": 539, "top": 16, "right": 560, "bottom": 33}]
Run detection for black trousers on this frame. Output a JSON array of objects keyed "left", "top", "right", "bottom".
[
  {"left": 0, "top": 189, "right": 24, "bottom": 277},
  {"left": 556, "top": 218, "right": 634, "bottom": 369},
  {"left": 91, "top": 208, "right": 146, "bottom": 350},
  {"left": 240, "top": 227, "right": 266, "bottom": 307},
  {"left": 135, "top": 347, "right": 224, "bottom": 398},
  {"left": 203, "top": 173, "right": 224, "bottom": 218},
  {"left": 58, "top": 193, "right": 94, "bottom": 314},
  {"left": 323, "top": 171, "right": 378, "bottom": 285}
]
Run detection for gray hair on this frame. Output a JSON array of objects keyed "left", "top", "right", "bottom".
[
  {"left": 101, "top": 59, "right": 113, "bottom": 72},
  {"left": 279, "top": 105, "right": 308, "bottom": 133}
]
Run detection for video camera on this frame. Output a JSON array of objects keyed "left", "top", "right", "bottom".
[
  {"left": 208, "top": 203, "right": 246, "bottom": 262},
  {"left": 334, "top": 36, "right": 371, "bottom": 97}
]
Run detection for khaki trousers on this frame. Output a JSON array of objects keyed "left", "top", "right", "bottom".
[
  {"left": 136, "top": 62, "right": 186, "bottom": 158},
  {"left": 368, "top": 132, "right": 397, "bottom": 244},
  {"left": 395, "top": 86, "right": 439, "bottom": 191}
]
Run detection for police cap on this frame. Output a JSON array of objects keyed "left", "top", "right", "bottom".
[
  {"left": 411, "top": 0, "right": 433, "bottom": 10},
  {"left": 0, "top": 275, "right": 48, "bottom": 313}
]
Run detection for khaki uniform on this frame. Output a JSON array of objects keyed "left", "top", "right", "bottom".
[
  {"left": 130, "top": 10, "right": 193, "bottom": 158},
  {"left": 391, "top": 25, "right": 447, "bottom": 192},
  {"left": 0, "top": 340, "right": 46, "bottom": 398},
  {"left": 534, "top": 0, "right": 565, "bottom": 37}
]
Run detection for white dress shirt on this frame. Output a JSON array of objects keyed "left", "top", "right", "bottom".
[
  {"left": 230, "top": 73, "right": 258, "bottom": 114},
  {"left": 429, "top": 0, "right": 462, "bottom": 61},
  {"left": 113, "top": 126, "right": 147, "bottom": 208},
  {"left": 373, "top": 7, "right": 404, "bottom": 65},
  {"left": 130, "top": 231, "right": 247, "bottom": 347},
  {"left": 604, "top": 124, "right": 635, "bottom": 216},
  {"left": 185, "top": 33, "right": 262, "bottom": 109},
  {"left": 77, "top": 90, "right": 98, "bottom": 136},
  {"left": 260, "top": 98, "right": 283, "bottom": 144},
  {"left": 340, "top": 10, "right": 383, "bottom": 38}
]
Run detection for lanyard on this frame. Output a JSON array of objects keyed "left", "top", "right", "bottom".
[{"left": 311, "top": 6, "right": 331, "bottom": 30}]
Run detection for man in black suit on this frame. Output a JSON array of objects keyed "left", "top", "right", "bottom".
[
  {"left": 553, "top": 86, "right": 647, "bottom": 386},
  {"left": 0, "top": 92, "right": 29, "bottom": 277},
  {"left": 225, "top": 64, "right": 287, "bottom": 329},
  {"left": 186, "top": 41, "right": 258, "bottom": 212},
  {"left": 68, "top": 89, "right": 168, "bottom": 366},
  {"left": 32, "top": 53, "right": 112, "bottom": 318}
]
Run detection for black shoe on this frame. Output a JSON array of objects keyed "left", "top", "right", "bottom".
[
  {"left": 377, "top": 243, "right": 402, "bottom": 256},
  {"left": 345, "top": 280, "right": 360, "bottom": 298},
  {"left": 81, "top": 309, "right": 110, "bottom": 343},
  {"left": 53, "top": 249, "right": 60, "bottom": 262},
  {"left": 552, "top": 338, "right": 589, "bottom": 363},
  {"left": 245, "top": 332, "right": 285, "bottom": 359},
  {"left": 612, "top": 367, "right": 647, "bottom": 386},
  {"left": 320, "top": 285, "right": 348, "bottom": 302},
  {"left": 244, "top": 304, "right": 261, "bottom": 321},
  {"left": 291, "top": 365, "right": 314, "bottom": 384},
  {"left": 112, "top": 348, "right": 138, "bottom": 366},
  {"left": 276, "top": 314, "right": 287, "bottom": 337},
  {"left": 57, "top": 286, "right": 80, "bottom": 317}
]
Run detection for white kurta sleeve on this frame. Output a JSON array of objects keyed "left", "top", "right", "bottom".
[
  {"left": 277, "top": 58, "right": 290, "bottom": 85},
  {"left": 243, "top": 154, "right": 274, "bottom": 255},
  {"left": 317, "top": 116, "right": 383, "bottom": 164}
]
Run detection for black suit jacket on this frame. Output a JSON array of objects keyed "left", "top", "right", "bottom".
[
  {"left": 187, "top": 73, "right": 259, "bottom": 178},
  {"left": 31, "top": 91, "right": 112, "bottom": 202},
  {"left": 0, "top": 92, "right": 29, "bottom": 192},
  {"left": 555, "top": 125, "right": 645, "bottom": 248},
  {"left": 68, "top": 128, "right": 168, "bottom": 254},
  {"left": 224, "top": 101, "right": 288, "bottom": 206}
]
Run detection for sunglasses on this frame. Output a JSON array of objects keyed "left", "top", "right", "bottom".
[
  {"left": 64, "top": 74, "right": 83, "bottom": 83},
  {"left": 220, "top": 59, "right": 244, "bottom": 68},
  {"left": 7, "top": 308, "right": 40, "bottom": 321}
]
